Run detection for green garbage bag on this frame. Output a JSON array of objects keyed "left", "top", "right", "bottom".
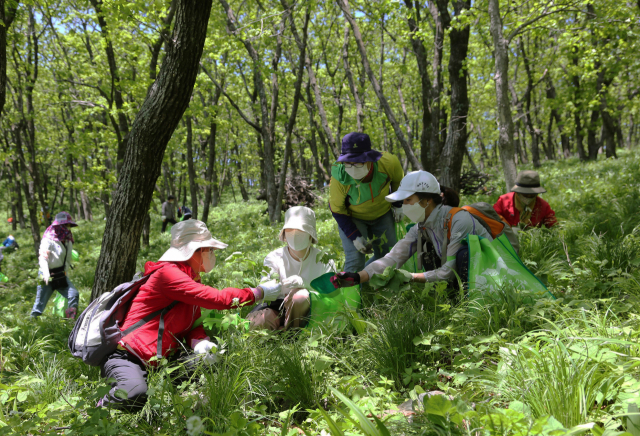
[
  {"left": 467, "top": 234, "right": 554, "bottom": 302},
  {"left": 397, "top": 223, "right": 421, "bottom": 273},
  {"left": 50, "top": 292, "right": 68, "bottom": 317},
  {"left": 72, "top": 250, "right": 79, "bottom": 262},
  {"left": 0, "top": 272, "right": 8, "bottom": 283},
  {"left": 307, "top": 272, "right": 361, "bottom": 331}
]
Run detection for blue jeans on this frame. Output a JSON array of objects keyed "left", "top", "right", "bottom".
[
  {"left": 338, "top": 210, "right": 398, "bottom": 272},
  {"left": 31, "top": 277, "right": 79, "bottom": 317}
]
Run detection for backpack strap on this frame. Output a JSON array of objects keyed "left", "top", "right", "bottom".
[
  {"left": 156, "top": 301, "right": 179, "bottom": 359},
  {"left": 121, "top": 300, "right": 178, "bottom": 337},
  {"left": 444, "top": 207, "right": 464, "bottom": 241}
]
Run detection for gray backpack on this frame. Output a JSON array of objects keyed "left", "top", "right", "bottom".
[{"left": 68, "top": 273, "right": 177, "bottom": 366}]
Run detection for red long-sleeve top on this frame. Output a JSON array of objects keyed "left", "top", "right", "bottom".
[
  {"left": 493, "top": 192, "right": 558, "bottom": 229},
  {"left": 119, "top": 261, "right": 256, "bottom": 364}
]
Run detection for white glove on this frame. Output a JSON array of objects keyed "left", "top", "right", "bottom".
[
  {"left": 161, "top": 215, "right": 167, "bottom": 221},
  {"left": 282, "top": 275, "right": 305, "bottom": 289},
  {"left": 353, "top": 236, "right": 373, "bottom": 255},
  {"left": 193, "top": 340, "right": 218, "bottom": 364},
  {"left": 258, "top": 280, "right": 282, "bottom": 302},
  {"left": 392, "top": 207, "right": 404, "bottom": 223},
  {"left": 42, "top": 271, "right": 50, "bottom": 285}
]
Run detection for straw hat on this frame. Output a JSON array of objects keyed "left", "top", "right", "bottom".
[
  {"left": 511, "top": 170, "right": 547, "bottom": 194},
  {"left": 159, "top": 220, "right": 227, "bottom": 262},
  {"left": 278, "top": 206, "right": 318, "bottom": 244}
]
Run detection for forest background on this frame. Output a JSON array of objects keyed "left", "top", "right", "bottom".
[{"left": 1, "top": 0, "right": 640, "bottom": 434}]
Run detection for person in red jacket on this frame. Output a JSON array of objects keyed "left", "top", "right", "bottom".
[
  {"left": 97, "top": 220, "right": 281, "bottom": 411},
  {"left": 493, "top": 170, "right": 557, "bottom": 229}
]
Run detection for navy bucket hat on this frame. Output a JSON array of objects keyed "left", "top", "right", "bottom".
[{"left": 336, "top": 132, "right": 383, "bottom": 163}]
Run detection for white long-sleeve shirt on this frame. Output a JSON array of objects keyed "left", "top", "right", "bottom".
[
  {"left": 263, "top": 246, "right": 336, "bottom": 298},
  {"left": 363, "top": 204, "right": 492, "bottom": 282},
  {"left": 39, "top": 237, "right": 72, "bottom": 277}
]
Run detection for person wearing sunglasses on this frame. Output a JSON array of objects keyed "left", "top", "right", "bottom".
[
  {"left": 493, "top": 170, "right": 557, "bottom": 229},
  {"left": 329, "top": 132, "right": 404, "bottom": 273}
]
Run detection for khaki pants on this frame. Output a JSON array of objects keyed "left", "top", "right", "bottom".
[{"left": 247, "top": 290, "right": 310, "bottom": 330}]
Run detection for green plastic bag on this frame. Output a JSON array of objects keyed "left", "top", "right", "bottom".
[
  {"left": 307, "top": 272, "right": 361, "bottom": 331},
  {"left": 0, "top": 272, "right": 8, "bottom": 283},
  {"left": 467, "top": 234, "right": 554, "bottom": 302},
  {"left": 72, "top": 250, "right": 79, "bottom": 262},
  {"left": 397, "top": 223, "right": 421, "bottom": 273},
  {"left": 50, "top": 292, "right": 68, "bottom": 317}
]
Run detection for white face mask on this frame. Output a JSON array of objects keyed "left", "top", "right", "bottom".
[
  {"left": 517, "top": 193, "right": 536, "bottom": 207},
  {"left": 285, "top": 230, "right": 311, "bottom": 251},
  {"left": 403, "top": 201, "right": 428, "bottom": 223},
  {"left": 344, "top": 164, "right": 370, "bottom": 180},
  {"left": 201, "top": 250, "right": 216, "bottom": 273}
]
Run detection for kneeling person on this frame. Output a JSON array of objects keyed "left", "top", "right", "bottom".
[
  {"left": 98, "top": 220, "right": 281, "bottom": 411},
  {"left": 248, "top": 206, "right": 335, "bottom": 330}
]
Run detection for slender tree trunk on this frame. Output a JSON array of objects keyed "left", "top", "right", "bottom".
[
  {"left": 342, "top": 24, "right": 364, "bottom": 132},
  {"left": 438, "top": 0, "right": 471, "bottom": 191},
  {"left": 91, "top": 0, "right": 213, "bottom": 299},
  {"left": 488, "top": 0, "right": 517, "bottom": 191},
  {"left": 234, "top": 145, "right": 249, "bottom": 201},
  {"left": 220, "top": 0, "right": 278, "bottom": 221},
  {"left": 337, "top": 0, "right": 421, "bottom": 170},
  {"left": 185, "top": 116, "right": 198, "bottom": 219},
  {"left": 274, "top": 9, "right": 309, "bottom": 221},
  {"left": 545, "top": 75, "right": 571, "bottom": 158},
  {"left": 201, "top": 89, "right": 222, "bottom": 222},
  {"left": 403, "top": 0, "right": 434, "bottom": 171},
  {"left": 11, "top": 159, "right": 25, "bottom": 229},
  {"left": 12, "top": 126, "right": 40, "bottom": 253},
  {"left": 89, "top": 0, "right": 130, "bottom": 172},
  {"left": 0, "top": 0, "right": 17, "bottom": 115},
  {"left": 518, "top": 38, "right": 542, "bottom": 168}
]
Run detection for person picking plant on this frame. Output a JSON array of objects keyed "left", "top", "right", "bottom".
[
  {"left": 247, "top": 206, "right": 336, "bottom": 330},
  {"left": 329, "top": 132, "right": 404, "bottom": 274},
  {"left": 331, "top": 171, "right": 493, "bottom": 288},
  {"left": 97, "top": 220, "right": 281, "bottom": 411}
]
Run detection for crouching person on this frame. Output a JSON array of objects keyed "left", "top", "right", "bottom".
[
  {"left": 247, "top": 206, "right": 335, "bottom": 330},
  {"left": 98, "top": 220, "right": 281, "bottom": 411},
  {"left": 331, "top": 171, "right": 493, "bottom": 289}
]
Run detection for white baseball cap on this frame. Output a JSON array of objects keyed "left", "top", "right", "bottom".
[
  {"left": 159, "top": 220, "right": 228, "bottom": 262},
  {"left": 385, "top": 171, "right": 440, "bottom": 202}
]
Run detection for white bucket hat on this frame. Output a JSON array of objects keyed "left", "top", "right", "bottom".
[
  {"left": 278, "top": 206, "right": 318, "bottom": 244},
  {"left": 159, "top": 220, "right": 228, "bottom": 262},
  {"left": 385, "top": 170, "right": 440, "bottom": 202}
]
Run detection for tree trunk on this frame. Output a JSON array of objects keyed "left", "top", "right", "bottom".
[
  {"left": 201, "top": 86, "right": 222, "bottom": 222},
  {"left": 0, "top": 0, "right": 17, "bottom": 115},
  {"left": 545, "top": 75, "right": 571, "bottom": 158},
  {"left": 185, "top": 116, "right": 198, "bottom": 219},
  {"left": 11, "top": 159, "right": 25, "bottom": 229},
  {"left": 142, "top": 213, "right": 150, "bottom": 247},
  {"left": 402, "top": 0, "right": 435, "bottom": 172},
  {"left": 274, "top": 9, "right": 309, "bottom": 222},
  {"left": 220, "top": 0, "right": 278, "bottom": 221},
  {"left": 91, "top": 0, "right": 213, "bottom": 300},
  {"left": 89, "top": 0, "right": 130, "bottom": 172},
  {"left": 438, "top": 0, "right": 470, "bottom": 191},
  {"left": 518, "top": 38, "right": 542, "bottom": 168},
  {"left": 337, "top": 0, "right": 421, "bottom": 171},
  {"left": 12, "top": 126, "right": 41, "bottom": 253},
  {"left": 488, "top": 0, "right": 517, "bottom": 191},
  {"left": 234, "top": 145, "right": 249, "bottom": 201},
  {"left": 342, "top": 23, "right": 364, "bottom": 132}
]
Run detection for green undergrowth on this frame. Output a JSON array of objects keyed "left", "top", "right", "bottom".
[{"left": 0, "top": 152, "right": 640, "bottom": 435}]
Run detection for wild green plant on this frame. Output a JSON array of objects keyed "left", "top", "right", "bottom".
[{"left": 485, "top": 334, "right": 626, "bottom": 428}]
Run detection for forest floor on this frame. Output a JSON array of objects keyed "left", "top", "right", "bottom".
[{"left": 0, "top": 153, "right": 639, "bottom": 435}]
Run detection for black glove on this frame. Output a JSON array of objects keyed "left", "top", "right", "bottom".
[{"left": 330, "top": 272, "right": 361, "bottom": 289}]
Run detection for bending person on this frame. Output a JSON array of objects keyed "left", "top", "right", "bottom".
[
  {"left": 330, "top": 132, "right": 404, "bottom": 273},
  {"left": 493, "top": 170, "right": 557, "bottom": 229},
  {"left": 332, "top": 171, "right": 492, "bottom": 288},
  {"left": 98, "top": 220, "right": 280, "bottom": 411},
  {"left": 248, "top": 206, "right": 335, "bottom": 330},
  {"left": 31, "top": 212, "right": 79, "bottom": 319}
]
